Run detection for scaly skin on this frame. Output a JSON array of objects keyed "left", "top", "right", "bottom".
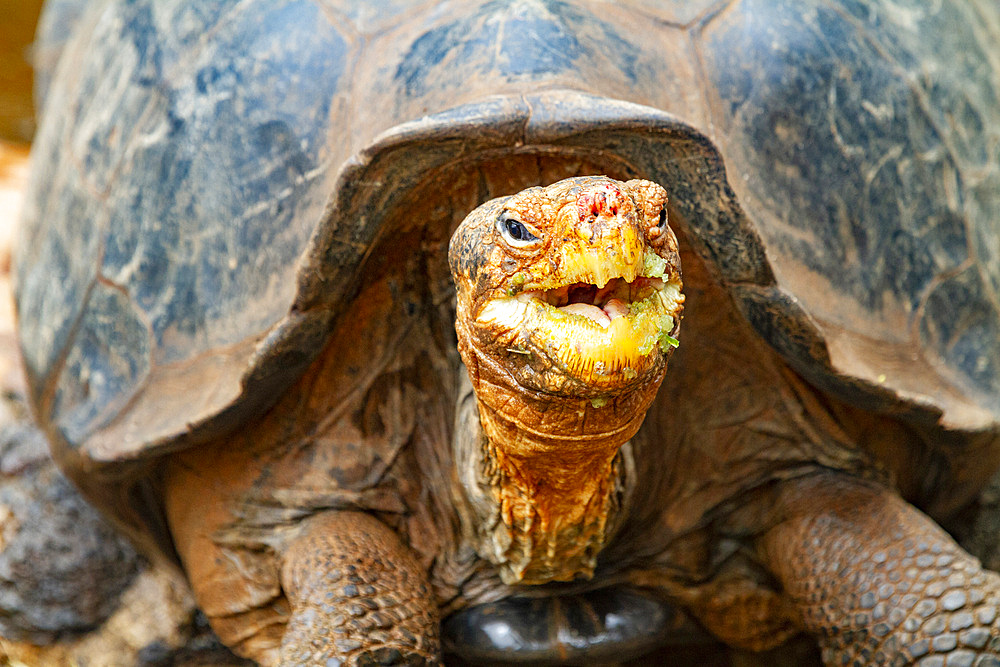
[
  {"left": 760, "top": 473, "right": 1000, "bottom": 665},
  {"left": 279, "top": 512, "right": 440, "bottom": 666}
]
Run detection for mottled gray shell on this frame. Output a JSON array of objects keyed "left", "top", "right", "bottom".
[{"left": 15, "top": 0, "right": 1000, "bottom": 521}]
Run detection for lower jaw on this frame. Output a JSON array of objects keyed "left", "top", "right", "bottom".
[
  {"left": 472, "top": 331, "right": 667, "bottom": 397},
  {"left": 473, "top": 298, "right": 678, "bottom": 394},
  {"left": 536, "top": 331, "right": 665, "bottom": 393}
]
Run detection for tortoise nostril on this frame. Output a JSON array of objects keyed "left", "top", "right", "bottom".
[{"left": 577, "top": 183, "right": 624, "bottom": 221}]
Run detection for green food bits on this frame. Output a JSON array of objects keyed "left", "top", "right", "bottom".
[
  {"left": 506, "top": 272, "right": 529, "bottom": 296},
  {"left": 641, "top": 250, "right": 667, "bottom": 279},
  {"left": 658, "top": 333, "right": 679, "bottom": 350},
  {"left": 657, "top": 313, "right": 679, "bottom": 351}
]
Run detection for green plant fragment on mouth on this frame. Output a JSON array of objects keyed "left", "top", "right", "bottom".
[
  {"left": 659, "top": 333, "right": 679, "bottom": 351},
  {"left": 641, "top": 249, "right": 667, "bottom": 279},
  {"left": 656, "top": 313, "right": 679, "bottom": 352},
  {"left": 506, "top": 272, "right": 530, "bottom": 296}
]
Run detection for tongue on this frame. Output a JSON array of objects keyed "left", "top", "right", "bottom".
[
  {"left": 603, "top": 298, "right": 629, "bottom": 319},
  {"left": 559, "top": 299, "right": 630, "bottom": 328}
]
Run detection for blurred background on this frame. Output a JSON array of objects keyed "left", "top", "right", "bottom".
[
  {"left": 0, "top": 4, "right": 247, "bottom": 666},
  {"left": 0, "top": 0, "right": 40, "bottom": 415},
  {"left": 1, "top": 0, "right": 44, "bottom": 141},
  {"left": 0, "top": 0, "right": 43, "bottom": 315},
  {"left": 0, "top": 0, "right": 44, "bottom": 145}
]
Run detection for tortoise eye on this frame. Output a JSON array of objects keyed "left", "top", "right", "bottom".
[
  {"left": 498, "top": 212, "right": 542, "bottom": 247},
  {"left": 657, "top": 207, "right": 667, "bottom": 229}
]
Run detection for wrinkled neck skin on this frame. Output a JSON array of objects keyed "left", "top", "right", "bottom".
[{"left": 455, "top": 317, "right": 660, "bottom": 586}]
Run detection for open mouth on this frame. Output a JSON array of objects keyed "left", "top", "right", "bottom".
[
  {"left": 475, "top": 257, "right": 683, "bottom": 383},
  {"left": 519, "top": 276, "right": 666, "bottom": 329}
]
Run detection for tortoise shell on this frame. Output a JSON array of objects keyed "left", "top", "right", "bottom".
[{"left": 15, "top": 0, "right": 1000, "bottom": 556}]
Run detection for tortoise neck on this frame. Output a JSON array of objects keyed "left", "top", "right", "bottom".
[
  {"left": 476, "top": 402, "right": 633, "bottom": 585},
  {"left": 457, "top": 346, "right": 655, "bottom": 585}
]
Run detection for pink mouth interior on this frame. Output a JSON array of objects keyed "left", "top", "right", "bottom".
[{"left": 520, "top": 277, "right": 663, "bottom": 328}]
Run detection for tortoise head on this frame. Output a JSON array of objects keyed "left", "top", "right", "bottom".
[
  {"left": 450, "top": 176, "right": 683, "bottom": 398},
  {"left": 448, "top": 175, "right": 684, "bottom": 585}
]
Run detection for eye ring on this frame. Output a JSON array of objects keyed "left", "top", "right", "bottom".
[{"left": 497, "top": 211, "right": 542, "bottom": 247}]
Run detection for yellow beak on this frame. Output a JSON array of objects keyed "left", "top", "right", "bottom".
[{"left": 557, "top": 218, "right": 645, "bottom": 288}]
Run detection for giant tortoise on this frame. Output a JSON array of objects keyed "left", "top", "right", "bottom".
[{"left": 14, "top": 0, "right": 1000, "bottom": 665}]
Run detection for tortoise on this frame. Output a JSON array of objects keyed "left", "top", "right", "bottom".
[{"left": 14, "top": 0, "right": 1000, "bottom": 664}]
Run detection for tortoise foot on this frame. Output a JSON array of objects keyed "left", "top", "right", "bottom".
[
  {"left": 762, "top": 474, "right": 1000, "bottom": 666},
  {"left": 278, "top": 511, "right": 440, "bottom": 667}
]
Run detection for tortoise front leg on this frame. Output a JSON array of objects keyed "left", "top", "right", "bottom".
[
  {"left": 279, "top": 511, "right": 441, "bottom": 666},
  {"left": 760, "top": 473, "right": 1000, "bottom": 666}
]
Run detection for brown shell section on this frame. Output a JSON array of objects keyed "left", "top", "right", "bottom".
[{"left": 696, "top": 1, "right": 1000, "bottom": 431}]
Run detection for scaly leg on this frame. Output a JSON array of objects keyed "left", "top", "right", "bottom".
[
  {"left": 279, "top": 511, "right": 441, "bottom": 666},
  {"left": 760, "top": 473, "right": 1000, "bottom": 666}
]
